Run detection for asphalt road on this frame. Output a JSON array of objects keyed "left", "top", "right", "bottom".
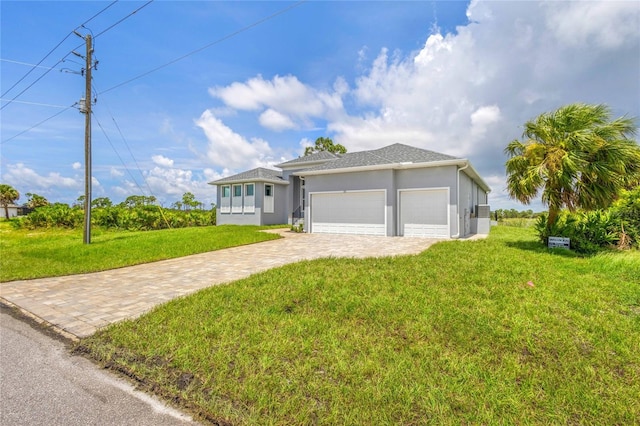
[{"left": 0, "top": 305, "right": 198, "bottom": 426}]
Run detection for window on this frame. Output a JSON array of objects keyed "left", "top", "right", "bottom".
[
  {"left": 244, "top": 183, "right": 255, "bottom": 213},
  {"left": 232, "top": 184, "right": 243, "bottom": 213},
  {"left": 264, "top": 184, "right": 274, "bottom": 213},
  {"left": 220, "top": 185, "right": 231, "bottom": 213}
]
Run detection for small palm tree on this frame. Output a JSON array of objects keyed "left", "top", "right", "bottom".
[
  {"left": 505, "top": 103, "right": 640, "bottom": 230},
  {"left": 0, "top": 184, "right": 20, "bottom": 219}
]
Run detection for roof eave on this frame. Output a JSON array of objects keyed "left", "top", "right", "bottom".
[
  {"left": 208, "top": 178, "right": 289, "bottom": 186},
  {"left": 294, "top": 158, "right": 466, "bottom": 176}
]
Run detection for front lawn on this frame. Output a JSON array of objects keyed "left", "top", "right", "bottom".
[
  {"left": 80, "top": 227, "right": 640, "bottom": 424},
  {"left": 0, "top": 223, "right": 281, "bottom": 282}
]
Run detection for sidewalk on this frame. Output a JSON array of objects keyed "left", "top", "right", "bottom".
[{"left": 0, "top": 231, "right": 440, "bottom": 339}]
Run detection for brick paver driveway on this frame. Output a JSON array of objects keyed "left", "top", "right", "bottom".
[{"left": 0, "top": 230, "right": 440, "bottom": 339}]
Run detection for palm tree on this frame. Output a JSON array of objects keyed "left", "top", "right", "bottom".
[
  {"left": 0, "top": 184, "right": 20, "bottom": 219},
  {"left": 505, "top": 103, "right": 640, "bottom": 229}
]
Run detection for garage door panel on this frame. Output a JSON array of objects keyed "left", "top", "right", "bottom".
[
  {"left": 400, "top": 189, "right": 449, "bottom": 238},
  {"left": 311, "top": 191, "right": 385, "bottom": 236}
]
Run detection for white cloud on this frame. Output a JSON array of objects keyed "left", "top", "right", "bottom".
[
  {"left": 2, "top": 163, "right": 80, "bottom": 190},
  {"left": 259, "top": 109, "right": 296, "bottom": 131},
  {"left": 209, "top": 74, "right": 345, "bottom": 130},
  {"left": 195, "top": 109, "right": 275, "bottom": 170},
  {"left": 72, "top": 162, "right": 81, "bottom": 170},
  {"left": 110, "top": 167, "right": 124, "bottom": 177},
  {"left": 151, "top": 154, "right": 174, "bottom": 168},
  {"left": 542, "top": 1, "right": 640, "bottom": 49}
]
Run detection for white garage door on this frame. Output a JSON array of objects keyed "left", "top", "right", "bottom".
[
  {"left": 310, "top": 191, "right": 386, "bottom": 236},
  {"left": 399, "top": 189, "right": 449, "bottom": 238}
]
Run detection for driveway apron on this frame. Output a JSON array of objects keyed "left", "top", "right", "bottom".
[{"left": 0, "top": 231, "right": 438, "bottom": 339}]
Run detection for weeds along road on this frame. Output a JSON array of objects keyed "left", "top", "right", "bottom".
[{"left": 0, "top": 304, "right": 197, "bottom": 426}]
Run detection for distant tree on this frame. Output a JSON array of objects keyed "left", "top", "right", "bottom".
[
  {"left": 74, "top": 195, "right": 85, "bottom": 208},
  {"left": 121, "top": 195, "right": 157, "bottom": 208},
  {"left": 505, "top": 103, "right": 640, "bottom": 232},
  {"left": 304, "top": 137, "right": 347, "bottom": 156},
  {"left": 0, "top": 184, "right": 20, "bottom": 219},
  {"left": 91, "top": 197, "right": 113, "bottom": 208},
  {"left": 181, "top": 192, "right": 200, "bottom": 211},
  {"left": 25, "top": 192, "right": 49, "bottom": 208},
  {"left": 171, "top": 201, "right": 183, "bottom": 211}
]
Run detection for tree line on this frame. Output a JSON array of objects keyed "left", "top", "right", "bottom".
[{"left": 0, "top": 187, "right": 216, "bottom": 231}]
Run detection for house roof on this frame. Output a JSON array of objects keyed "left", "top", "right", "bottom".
[
  {"left": 299, "top": 143, "right": 459, "bottom": 172},
  {"left": 295, "top": 143, "right": 491, "bottom": 192},
  {"left": 275, "top": 150, "right": 340, "bottom": 168},
  {"left": 209, "top": 167, "right": 289, "bottom": 185}
]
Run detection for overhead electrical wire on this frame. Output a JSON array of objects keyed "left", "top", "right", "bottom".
[
  {"left": 0, "top": 98, "right": 70, "bottom": 108},
  {"left": 93, "top": 108, "right": 172, "bottom": 228},
  {"left": 94, "top": 0, "right": 154, "bottom": 39},
  {"left": 0, "top": 105, "right": 76, "bottom": 145},
  {"left": 1, "top": 0, "right": 149, "bottom": 111},
  {"left": 100, "top": 0, "right": 307, "bottom": 95},
  {"left": 1, "top": 0, "right": 119, "bottom": 99}
]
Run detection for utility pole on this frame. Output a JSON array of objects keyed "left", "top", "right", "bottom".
[{"left": 80, "top": 34, "right": 93, "bottom": 244}]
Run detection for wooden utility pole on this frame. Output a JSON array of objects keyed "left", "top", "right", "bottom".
[{"left": 82, "top": 34, "right": 93, "bottom": 244}]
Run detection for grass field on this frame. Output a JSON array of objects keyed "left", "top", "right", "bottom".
[
  {"left": 0, "top": 222, "right": 281, "bottom": 282},
  {"left": 80, "top": 227, "right": 640, "bottom": 425}
]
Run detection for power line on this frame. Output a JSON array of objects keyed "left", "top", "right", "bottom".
[
  {"left": 0, "top": 105, "right": 76, "bottom": 145},
  {"left": 0, "top": 58, "right": 61, "bottom": 71},
  {"left": 1, "top": 0, "right": 119, "bottom": 99},
  {"left": 94, "top": 0, "right": 154, "bottom": 39},
  {"left": 93, "top": 110, "right": 172, "bottom": 229},
  {"left": 0, "top": 98, "right": 70, "bottom": 109},
  {"left": 100, "top": 0, "right": 307, "bottom": 95}
]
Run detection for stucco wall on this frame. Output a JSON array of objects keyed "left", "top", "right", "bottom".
[{"left": 216, "top": 182, "right": 288, "bottom": 226}]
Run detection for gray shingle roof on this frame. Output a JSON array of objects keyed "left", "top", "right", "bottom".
[
  {"left": 301, "top": 143, "right": 459, "bottom": 172},
  {"left": 275, "top": 150, "right": 339, "bottom": 167},
  {"left": 209, "top": 167, "right": 288, "bottom": 185}
]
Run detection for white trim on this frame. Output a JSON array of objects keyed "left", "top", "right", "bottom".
[
  {"left": 308, "top": 189, "right": 387, "bottom": 236},
  {"left": 397, "top": 187, "right": 450, "bottom": 238},
  {"left": 231, "top": 184, "right": 243, "bottom": 213},
  {"left": 264, "top": 184, "right": 274, "bottom": 213},
  {"left": 244, "top": 183, "right": 255, "bottom": 213},
  {"left": 220, "top": 185, "right": 231, "bottom": 214}
]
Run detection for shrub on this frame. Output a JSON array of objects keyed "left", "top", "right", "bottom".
[{"left": 535, "top": 209, "right": 628, "bottom": 254}]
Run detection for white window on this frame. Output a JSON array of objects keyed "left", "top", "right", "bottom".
[
  {"left": 220, "top": 185, "right": 231, "bottom": 213},
  {"left": 232, "top": 184, "right": 243, "bottom": 213},
  {"left": 264, "top": 184, "right": 274, "bottom": 213},
  {"left": 244, "top": 183, "right": 255, "bottom": 213}
]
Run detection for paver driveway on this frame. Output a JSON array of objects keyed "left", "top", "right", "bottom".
[{"left": 0, "top": 230, "right": 441, "bottom": 339}]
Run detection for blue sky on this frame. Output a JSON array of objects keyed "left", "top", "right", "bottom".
[{"left": 1, "top": 1, "right": 639, "bottom": 210}]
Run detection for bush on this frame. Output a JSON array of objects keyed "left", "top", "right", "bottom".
[
  {"left": 19, "top": 203, "right": 84, "bottom": 229},
  {"left": 609, "top": 187, "right": 640, "bottom": 249},
  {"left": 535, "top": 208, "right": 633, "bottom": 254},
  {"left": 15, "top": 204, "right": 217, "bottom": 231}
]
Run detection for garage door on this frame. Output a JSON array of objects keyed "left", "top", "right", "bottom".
[
  {"left": 310, "top": 191, "right": 386, "bottom": 236},
  {"left": 399, "top": 189, "right": 449, "bottom": 238}
]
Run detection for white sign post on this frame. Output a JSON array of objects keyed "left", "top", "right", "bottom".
[{"left": 548, "top": 236, "right": 570, "bottom": 249}]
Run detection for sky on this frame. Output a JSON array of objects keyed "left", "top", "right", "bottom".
[{"left": 1, "top": 0, "right": 639, "bottom": 211}]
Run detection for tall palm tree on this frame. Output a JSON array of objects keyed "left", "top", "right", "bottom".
[
  {"left": 505, "top": 103, "right": 639, "bottom": 229},
  {"left": 0, "top": 184, "right": 20, "bottom": 219}
]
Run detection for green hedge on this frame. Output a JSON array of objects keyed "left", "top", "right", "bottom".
[{"left": 15, "top": 204, "right": 216, "bottom": 231}]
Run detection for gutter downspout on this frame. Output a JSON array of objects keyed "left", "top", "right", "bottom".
[{"left": 451, "top": 162, "right": 469, "bottom": 239}]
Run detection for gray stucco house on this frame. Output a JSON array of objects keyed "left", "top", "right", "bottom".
[{"left": 210, "top": 143, "right": 491, "bottom": 238}]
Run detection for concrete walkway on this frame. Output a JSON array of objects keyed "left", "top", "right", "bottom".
[{"left": 0, "top": 230, "right": 442, "bottom": 339}]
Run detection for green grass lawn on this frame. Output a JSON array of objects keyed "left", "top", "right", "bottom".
[
  {"left": 80, "top": 227, "right": 640, "bottom": 425},
  {"left": 0, "top": 223, "right": 281, "bottom": 282}
]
